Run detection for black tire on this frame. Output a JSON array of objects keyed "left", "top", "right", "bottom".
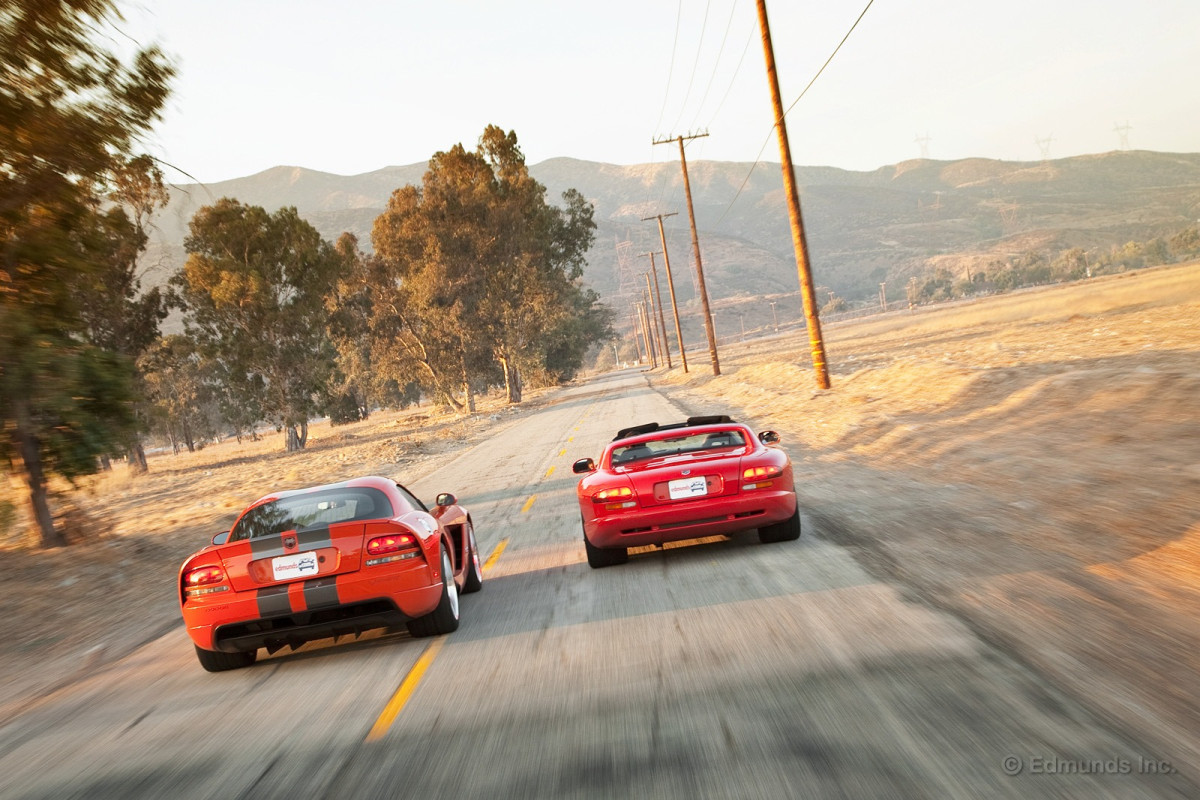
[
  {"left": 584, "top": 531, "right": 628, "bottom": 569},
  {"left": 407, "top": 545, "right": 461, "bottom": 637},
  {"left": 195, "top": 644, "right": 256, "bottom": 672},
  {"left": 461, "top": 526, "right": 483, "bottom": 594},
  {"left": 758, "top": 503, "right": 801, "bottom": 543}
]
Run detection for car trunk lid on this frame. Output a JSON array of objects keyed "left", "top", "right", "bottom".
[{"left": 219, "top": 522, "right": 366, "bottom": 593}]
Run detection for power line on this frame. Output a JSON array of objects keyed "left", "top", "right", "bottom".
[
  {"left": 669, "top": 0, "right": 713, "bottom": 135},
  {"left": 712, "top": 0, "right": 877, "bottom": 228},
  {"left": 654, "top": 0, "right": 685, "bottom": 136},
  {"left": 689, "top": 0, "right": 742, "bottom": 132}
]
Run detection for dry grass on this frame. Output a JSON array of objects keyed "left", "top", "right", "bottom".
[{"left": 649, "top": 261, "right": 1200, "bottom": 775}]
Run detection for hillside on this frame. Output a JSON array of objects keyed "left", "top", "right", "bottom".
[{"left": 144, "top": 151, "right": 1200, "bottom": 307}]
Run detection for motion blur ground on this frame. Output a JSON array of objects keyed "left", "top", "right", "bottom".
[
  {"left": 653, "top": 260, "right": 1200, "bottom": 784},
  {"left": 0, "top": 264, "right": 1197, "bottom": 797}
]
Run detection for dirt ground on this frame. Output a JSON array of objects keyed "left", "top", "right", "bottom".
[
  {"left": 650, "top": 261, "right": 1200, "bottom": 780},
  {"left": 2, "top": 262, "right": 1198, "bottom": 781}
]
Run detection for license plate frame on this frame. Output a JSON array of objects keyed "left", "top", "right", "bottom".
[
  {"left": 271, "top": 551, "right": 320, "bottom": 581},
  {"left": 668, "top": 476, "right": 709, "bottom": 500}
]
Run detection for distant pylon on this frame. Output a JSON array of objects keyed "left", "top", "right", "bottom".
[
  {"left": 614, "top": 237, "right": 640, "bottom": 298},
  {"left": 1035, "top": 135, "right": 1054, "bottom": 162},
  {"left": 1114, "top": 121, "right": 1132, "bottom": 150},
  {"left": 915, "top": 132, "right": 931, "bottom": 159}
]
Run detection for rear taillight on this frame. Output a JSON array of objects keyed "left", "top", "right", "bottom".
[
  {"left": 592, "top": 486, "right": 637, "bottom": 511},
  {"left": 742, "top": 465, "right": 783, "bottom": 490},
  {"left": 184, "top": 565, "right": 229, "bottom": 597},
  {"left": 366, "top": 532, "right": 420, "bottom": 565}
]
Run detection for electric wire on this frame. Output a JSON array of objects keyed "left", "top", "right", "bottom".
[
  {"left": 653, "top": 0, "right": 685, "bottom": 136},
  {"left": 669, "top": 0, "right": 713, "bottom": 135},
  {"left": 712, "top": 0, "right": 876, "bottom": 228},
  {"left": 687, "top": 0, "right": 739, "bottom": 132}
]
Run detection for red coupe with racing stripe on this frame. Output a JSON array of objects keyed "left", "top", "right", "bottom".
[
  {"left": 179, "top": 476, "right": 482, "bottom": 671},
  {"left": 573, "top": 415, "right": 800, "bottom": 568}
]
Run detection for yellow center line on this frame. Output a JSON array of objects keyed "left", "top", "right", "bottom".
[
  {"left": 558, "top": 448, "right": 567, "bottom": 457},
  {"left": 545, "top": 465, "right": 555, "bottom": 477},
  {"left": 366, "top": 637, "right": 446, "bottom": 742},
  {"left": 567, "top": 436, "right": 574, "bottom": 442},
  {"left": 482, "top": 537, "right": 508, "bottom": 572},
  {"left": 521, "top": 494, "right": 537, "bottom": 513}
]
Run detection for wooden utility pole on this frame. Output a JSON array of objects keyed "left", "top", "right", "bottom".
[
  {"left": 641, "top": 254, "right": 673, "bottom": 368},
  {"left": 638, "top": 299, "right": 658, "bottom": 368},
  {"left": 653, "top": 132, "right": 720, "bottom": 375},
  {"left": 642, "top": 212, "right": 688, "bottom": 373},
  {"left": 629, "top": 309, "right": 645, "bottom": 364},
  {"left": 756, "top": 0, "right": 831, "bottom": 389}
]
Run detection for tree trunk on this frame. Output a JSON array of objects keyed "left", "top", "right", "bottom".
[
  {"left": 11, "top": 399, "right": 65, "bottom": 548},
  {"left": 298, "top": 419, "right": 308, "bottom": 448},
  {"left": 286, "top": 424, "right": 301, "bottom": 451},
  {"left": 462, "top": 380, "right": 476, "bottom": 414},
  {"left": 128, "top": 441, "right": 148, "bottom": 474}
]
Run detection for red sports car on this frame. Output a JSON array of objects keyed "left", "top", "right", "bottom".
[
  {"left": 572, "top": 415, "right": 799, "bottom": 568},
  {"left": 178, "top": 476, "right": 481, "bottom": 671}
]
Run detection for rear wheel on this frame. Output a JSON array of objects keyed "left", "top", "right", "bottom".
[
  {"left": 584, "top": 527, "right": 628, "bottom": 568},
  {"left": 758, "top": 504, "right": 801, "bottom": 543},
  {"left": 461, "top": 527, "right": 483, "bottom": 594},
  {"left": 195, "top": 644, "right": 256, "bottom": 672},
  {"left": 407, "top": 544, "right": 461, "bottom": 637}
]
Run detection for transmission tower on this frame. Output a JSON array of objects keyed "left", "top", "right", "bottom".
[
  {"left": 1035, "top": 135, "right": 1054, "bottom": 162},
  {"left": 614, "top": 237, "right": 641, "bottom": 298},
  {"left": 1114, "top": 121, "right": 1132, "bottom": 150},
  {"left": 915, "top": 132, "right": 931, "bottom": 159}
]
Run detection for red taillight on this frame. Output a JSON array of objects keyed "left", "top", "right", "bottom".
[
  {"left": 742, "top": 465, "right": 783, "bottom": 490},
  {"left": 185, "top": 566, "right": 226, "bottom": 587},
  {"left": 367, "top": 533, "right": 418, "bottom": 556},
  {"left": 742, "top": 466, "right": 783, "bottom": 480},
  {"left": 592, "top": 486, "right": 633, "bottom": 503}
]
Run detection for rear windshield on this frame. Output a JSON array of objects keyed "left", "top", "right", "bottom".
[
  {"left": 610, "top": 429, "right": 746, "bottom": 466},
  {"left": 230, "top": 487, "right": 393, "bottom": 541}
]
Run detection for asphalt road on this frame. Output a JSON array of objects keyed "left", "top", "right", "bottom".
[{"left": 1, "top": 370, "right": 1194, "bottom": 799}]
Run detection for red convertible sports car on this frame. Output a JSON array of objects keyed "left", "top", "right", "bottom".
[
  {"left": 179, "top": 476, "right": 481, "bottom": 672},
  {"left": 573, "top": 415, "right": 799, "bottom": 568}
]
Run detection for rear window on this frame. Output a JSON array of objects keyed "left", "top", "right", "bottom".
[
  {"left": 230, "top": 487, "right": 393, "bottom": 541},
  {"left": 610, "top": 429, "right": 746, "bottom": 466}
]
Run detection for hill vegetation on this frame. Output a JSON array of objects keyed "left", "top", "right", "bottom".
[{"left": 146, "top": 151, "right": 1200, "bottom": 311}]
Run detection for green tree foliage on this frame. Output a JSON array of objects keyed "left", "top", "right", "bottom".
[
  {"left": 1, "top": 0, "right": 173, "bottom": 547},
  {"left": 139, "top": 334, "right": 219, "bottom": 454},
  {"left": 174, "top": 200, "right": 342, "bottom": 451},
  {"left": 323, "top": 233, "right": 375, "bottom": 424},
  {"left": 76, "top": 155, "right": 172, "bottom": 471},
  {"left": 371, "top": 126, "right": 611, "bottom": 406}
]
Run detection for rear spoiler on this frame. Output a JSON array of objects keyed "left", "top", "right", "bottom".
[{"left": 613, "top": 415, "right": 736, "bottom": 442}]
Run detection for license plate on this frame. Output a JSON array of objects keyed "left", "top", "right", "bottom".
[
  {"left": 668, "top": 476, "right": 709, "bottom": 500},
  {"left": 272, "top": 551, "right": 320, "bottom": 581}
]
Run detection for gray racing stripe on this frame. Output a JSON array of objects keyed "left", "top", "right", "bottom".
[
  {"left": 249, "top": 525, "right": 333, "bottom": 560},
  {"left": 256, "top": 584, "right": 292, "bottom": 617},
  {"left": 303, "top": 577, "right": 339, "bottom": 610}
]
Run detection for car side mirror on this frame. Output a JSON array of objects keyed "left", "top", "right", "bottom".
[
  {"left": 572, "top": 457, "right": 596, "bottom": 474},
  {"left": 435, "top": 492, "right": 457, "bottom": 507},
  {"left": 212, "top": 531, "right": 230, "bottom": 545},
  {"left": 758, "top": 430, "right": 781, "bottom": 445}
]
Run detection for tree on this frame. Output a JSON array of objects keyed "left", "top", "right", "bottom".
[
  {"left": 140, "top": 334, "right": 219, "bottom": 454},
  {"left": 1, "top": 0, "right": 173, "bottom": 547},
  {"left": 76, "top": 155, "right": 172, "bottom": 471},
  {"left": 370, "top": 126, "right": 611, "bottom": 407},
  {"left": 174, "top": 200, "right": 342, "bottom": 451}
]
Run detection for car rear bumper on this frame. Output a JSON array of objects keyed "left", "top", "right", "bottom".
[
  {"left": 584, "top": 486, "right": 796, "bottom": 550},
  {"left": 183, "top": 562, "right": 442, "bottom": 653}
]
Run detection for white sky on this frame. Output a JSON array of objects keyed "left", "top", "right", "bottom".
[{"left": 117, "top": 0, "right": 1200, "bottom": 185}]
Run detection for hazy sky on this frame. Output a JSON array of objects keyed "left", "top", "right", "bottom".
[{"left": 117, "top": 0, "right": 1200, "bottom": 185}]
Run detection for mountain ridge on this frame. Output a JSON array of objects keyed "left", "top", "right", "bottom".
[{"left": 145, "top": 150, "right": 1200, "bottom": 305}]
